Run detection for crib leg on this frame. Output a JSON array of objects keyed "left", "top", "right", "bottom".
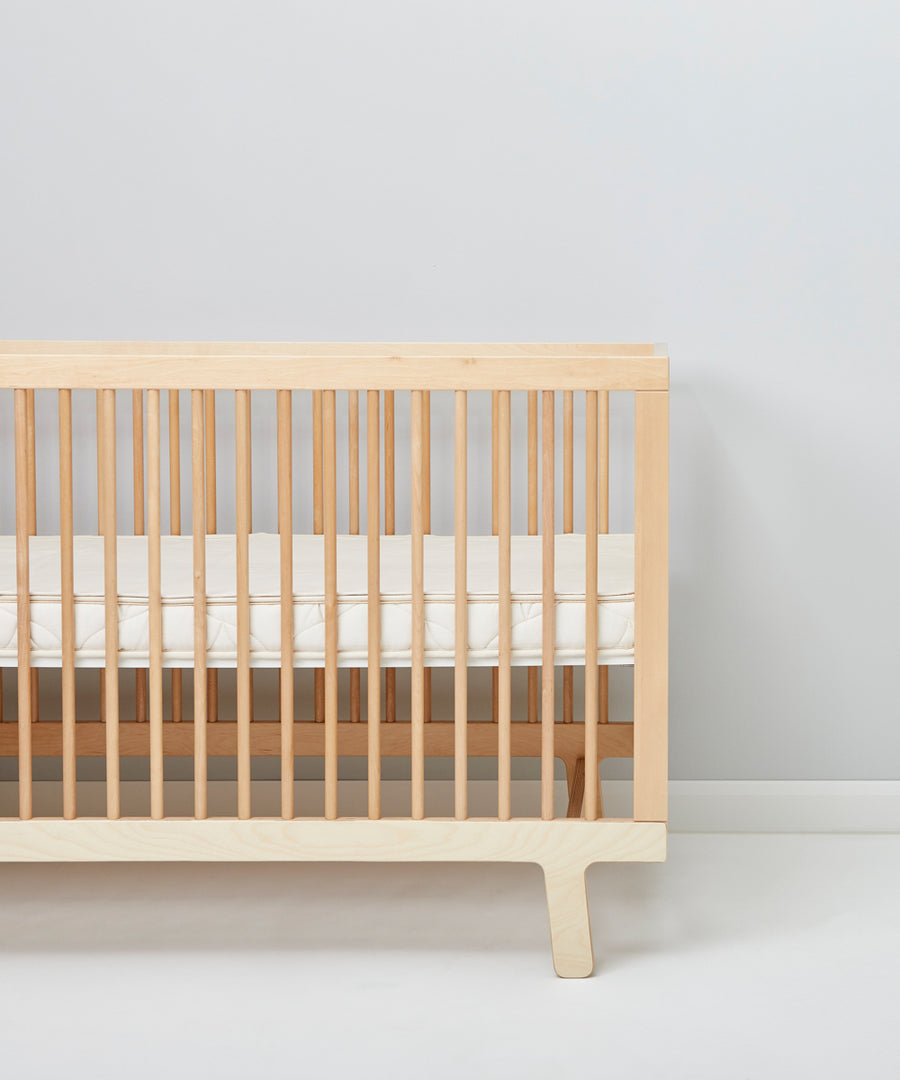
[
  {"left": 542, "top": 863, "right": 594, "bottom": 978},
  {"left": 565, "top": 757, "right": 585, "bottom": 818}
]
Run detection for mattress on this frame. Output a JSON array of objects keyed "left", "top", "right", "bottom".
[{"left": 0, "top": 534, "right": 635, "bottom": 669}]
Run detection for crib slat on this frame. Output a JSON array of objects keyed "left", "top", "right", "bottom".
[
  {"left": 541, "top": 390, "right": 555, "bottom": 820},
  {"left": 132, "top": 390, "right": 147, "bottom": 725},
  {"left": 313, "top": 390, "right": 325, "bottom": 725},
  {"left": 101, "top": 389, "right": 120, "bottom": 819},
  {"left": 277, "top": 390, "right": 294, "bottom": 820},
  {"left": 498, "top": 390, "right": 512, "bottom": 821},
  {"left": 96, "top": 391, "right": 106, "bottom": 726},
  {"left": 491, "top": 390, "right": 499, "bottom": 726},
  {"left": 349, "top": 390, "right": 360, "bottom": 725},
  {"left": 26, "top": 389, "right": 38, "bottom": 724},
  {"left": 169, "top": 390, "right": 183, "bottom": 726},
  {"left": 367, "top": 390, "right": 381, "bottom": 820},
  {"left": 563, "top": 391, "right": 574, "bottom": 726},
  {"left": 148, "top": 391, "right": 164, "bottom": 819},
  {"left": 599, "top": 390, "right": 610, "bottom": 729},
  {"left": 323, "top": 390, "right": 339, "bottom": 819},
  {"left": 191, "top": 391, "right": 208, "bottom": 820},
  {"left": 584, "top": 392, "right": 599, "bottom": 820},
  {"left": 423, "top": 390, "right": 432, "bottom": 725},
  {"left": 14, "top": 390, "right": 32, "bottom": 819},
  {"left": 59, "top": 390, "right": 77, "bottom": 819},
  {"left": 384, "top": 390, "right": 396, "bottom": 725},
  {"left": 410, "top": 390, "right": 425, "bottom": 819},
  {"left": 527, "top": 390, "right": 538, "bottom": 726},
  {"left": 454, "top": 391, "right": 468, "bottom": 820},
  {"left": 204, "top": 390, "right": 218, "bottom": 725},
  {"left": 236, "top": 390, "right": 252, "bottom": 819}
]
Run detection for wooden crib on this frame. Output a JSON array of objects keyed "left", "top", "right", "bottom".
[{"left": 0, "top": 342, "right": 668, "bottom": 977}]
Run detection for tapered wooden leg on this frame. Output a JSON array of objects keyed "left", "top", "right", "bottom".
[
  {"left": 543, "top": 863, "right": 593, "bottom": 978},
  {"left": 566, "top": 757, "right": 585, "bottom": 818}
]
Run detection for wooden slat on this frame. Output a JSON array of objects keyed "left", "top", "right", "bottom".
[
  {"left": 277, "top": 390, "right": 294, "bottom": 820},
  {"left": 366, "top": 390, "right": 381, "bottom": 820},
  {"left": 0, "top": 346, "right": 669, "bottom": 392},
  {"left": 497, "top": 390, "right": 512, "bottom": 821},
  {"left": 323, "top": 390, "right": 338, "bottom": 819},
  {"left": 58, "top": 391, "right": 76, "bottom": 818},
  {"left": 169, "top": 391, "right": 183, "bottom": 725},
  {"left": 541, "top": 390, "right": 555, "bottom": 820},
  {"left": 491, "top": 390, "right": 499, "bottom": 726},
  {"left": 101, "top": 389, "right": 120, "bottom": 819},
  {"left": 599, "top": 390, "right": 610, "bottom": 727},
  {"left": 527, "top": 390, "right": 538, "bottom": 726},
  {"left": 25, "top": 389, "right": 38, "bottom": 724},
  {"left": 147, "top": 391, "right": 164, "bottom": 819},
  {"left": 313, "top": 390, "right": 324, "bottom": 725},
  {"left": 96, "top": 391, "right": 105, "bottom": 726},
  {"left": 563, "top": 390, "right": 574, "bottom": 726},
  {"left": 132, "top": 390, "right": 147, "bottom": 725},
  {"left": 348, "top": 390, "right": 360, "bottom": 724},
  {"left": 454, "top": 390, "right": 468, "bottom": 821},
  {"left": 235, "top": 390, "right": 252, "bottom": 820},
  {"left": 192, "top": 390, "right": 208, "bottom": 820},
  {"left": 584, "top": 392, "right": 599, "bottom": 821},
  {"left": 384, "top": 390, "right": 396, "bottom": 725},
  {"left": 410, "top": 390, "right": 425, "bottom": 820},
  {"left": 204, "top": 390, "right": 218, "bottom": 724},
  {"left": 423, "top": 389, "right": 432, "bottom": 724},
  {"left": 634, "top": 391, "right": 669, "bottom": 822},
  {"left": 14, "top": 390, "right": 32, "bottom": 818}
]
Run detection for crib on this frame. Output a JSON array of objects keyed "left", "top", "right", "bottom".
[{"left": 0, "top": 342, "right": 668, "bottom": 977}]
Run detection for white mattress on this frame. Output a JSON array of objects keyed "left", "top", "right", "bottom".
[{"left": 0, "top": 534, "right": 635, "bottom": 669}]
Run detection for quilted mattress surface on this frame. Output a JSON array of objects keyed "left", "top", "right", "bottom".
[{"left": 0, "top": 534, "right": 635, "bottom": 669}]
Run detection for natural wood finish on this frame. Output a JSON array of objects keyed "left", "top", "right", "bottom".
[
  {"left": 599, "top": 390, "right": 610, "bottom": 727},
  {"left": 634, "top": 391, "right": 669, "bottom": 822},
  {"left": 203, "top": 390, "right": 218, "bottom": 724},
  {"left": 423, "top": 390, "right": 432, "bottom": 725},
  {"left": 584, "top": 392, "right": 599, "bottom": 820},
  {"left": 491, "top": 391, "right": 499, "bottom": 728},
  {"left": 323, "top": 391, "right": 339, "bottom": 819},
  {"left": 563, "top": 390, "right": 574, "bottom": 726},
  {"left": 14, "top": 390, "right": 32, "bottom": 818},
  {"left": 191, "top": 391, "right": 208, "bottom": 820},
  {"left": 541, "top": 391, "right": 555, "bottom": 820},
  {"left": 58, "top": 390, "right": 76, "bottom": 819},
  {"left": 0, "top": 344, "right": 669, "bottom": 391},
  {"left": 566, "top": 758, "right": 585, "bottom": 819},
  {"left": 96, "top": 391, "right": 105, "bottom": 726},
  {"left": 384, "top": 389, "right": 396, "bottom": 725},
  {"left": 497, "top": 390, "right": 512, "bottom": 821},
  {"left": 147, "top": 391, "right": 164, "bottom": 820},
  {"left": 543, "top": 865, "right": 594, "bottom": 977},
  {"left": 348, "top": 390, "right": 361, "bottom": 725},
  {"left": 454, "top": 391, "right": 467, "bottom": 821},
  {"left": 235, "top": 390, "right": 252, "bottom": 820},
  {"left": 25, "top": 390, "right": 38, "bottom": 725},
  {"left": 366, "top": 390, "right": 381, "bottom": 820},
  {"left": 527, "top": 390, "right": 538, "bottom": 726},
  {"left": 312, "top": 390, "right": 324, "bottom": 725},
  {"left": 277, "top": 390, "right": 294, "bottom": 820},
  {"left": 132, "top": 390, "right": 147, "bottom": 725},
  {"left": 410, "top": 390, "right": 425, "bottom": 820},
  {"left": 0, "top": 721, "right": 635, "bottom": 761},
  {"left": 169, "top": 390, "right": 183, "bottom": 726},
  {"left": 101, "top": 389, "right": 120, "bottom": 819}
]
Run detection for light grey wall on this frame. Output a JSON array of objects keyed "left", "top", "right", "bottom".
[{"left": 1, "top": 1, "right": 898, "bottom": 780}]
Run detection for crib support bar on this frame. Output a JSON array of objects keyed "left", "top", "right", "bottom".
[
  {"left": 235, "top": 390, "right": 252, "bottom": 819},
  {"left": 192, "top": 391, "right": 208, "bottom": 819},
  {"left": 367, "top": 390, "right": 381, "bottom": 819},
  {"left": 454, "top": 391, "right": 467, "bottom": 820},
  {"left": 410, "top": 390, "right": 425, "bottom": 819},
  {"left": 541, "top": 391, "right": 555, "bottom": 820},
  {"left": 277, "top": 390, "right": 294, "bottom": 819},
  {"left": 148, "top": 391, "right": 164, "bottom": 819},
  {"left": 323, "top": 390, "right": 338, "bottom": 819},
  {"left": 14, "top": 390, "right": 32, "bottom": 818}
]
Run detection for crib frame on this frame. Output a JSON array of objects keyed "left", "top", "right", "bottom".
[{"left": 0, "top": 342, "right": 668, "bottom": 977}]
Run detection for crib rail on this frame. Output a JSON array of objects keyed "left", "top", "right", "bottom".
[{"left": 0, "top": 344, "right": 667, "bottom": 832}]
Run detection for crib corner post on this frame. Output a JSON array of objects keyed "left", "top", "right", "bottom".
[{"left": 541, "top": 859, "right": 594, "bottom": 978}]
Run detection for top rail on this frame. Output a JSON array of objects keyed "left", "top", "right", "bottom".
[{"left": 0, "top": 342, "right": 668, "bottom": 391}]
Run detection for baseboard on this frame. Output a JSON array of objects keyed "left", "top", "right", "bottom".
[{"left": 1, "top": 780, "right": 898, "bottom": 832}]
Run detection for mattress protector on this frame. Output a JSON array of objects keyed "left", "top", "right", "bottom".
[{"left": 0, "top": 534, "right": 634, "bottom": 668}]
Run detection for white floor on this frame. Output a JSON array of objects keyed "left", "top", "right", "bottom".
[{"left": 0, "top": 834, "right": 897, "bottom": 1079}]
